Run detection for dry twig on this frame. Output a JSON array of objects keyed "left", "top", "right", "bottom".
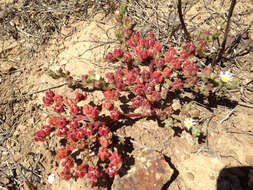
[
  {"left": 0, "top": 146, "right": 28, "bottom": 182},
  {"left": 78, "top": 39, "right": 118, "bottom": 57},
  {"left": 220, "top": 109, "right": 235, "bottom": 124},
  {"left": 226, "top": 130, "right": 253, "bottom": 136},
  {"left": 177, "top": 0, "right": 191, "bottom": 41},
  {"left": 214, "top": 0, "right": 237, "bottom": 64},
  {"left": 0, "top": 82, "right": 68, "bottom": 105}
]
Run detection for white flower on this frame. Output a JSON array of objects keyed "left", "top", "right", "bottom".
[
  {"left": 184, "top": 118, "right": 196, "bottom": 130},
  {"left": 54, "top": 66, "right": 61, "bottom": 72},
  {"left": 48, "top": 173, "right": 55, "bottom": 184},
  {"left": 115, "top": 10, "right": 120, "bottom": 15},
  {"left": 220, "top": 71, "right": 233, "bottom": 83},
  {"left": 95, "top": 74, "right": 101, "bottom": 80}
]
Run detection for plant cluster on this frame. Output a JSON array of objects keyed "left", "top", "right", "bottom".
[
  {"left": 35, "top": 5, "right": 239, "bottom": 188},
  {"left": 73, "top": 14, "right": 239, "bottom": 133},
  {"left": 35, "top": 90, "right": 122, "bottom": 187}
]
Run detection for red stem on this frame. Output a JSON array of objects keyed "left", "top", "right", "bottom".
[
  {"left": 76, "top": 115, "right": 90, "bottom": 121},
  {"left": 121, "top": 113, "right": 145, "bottom": 117}
]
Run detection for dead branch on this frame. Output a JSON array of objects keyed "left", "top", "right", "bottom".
[
  {"left": 205, "top": 114, "right": 215, "bottom": 151},
  {"left": 226, "top": 130, "right": 253, "bottom": 136},
  {"left": 240, "top": 84, "right": 253, "bottom": 104},
  {"left": 177, "top": 0, "right": 191, "bottom": 41},
  {"left": 214, "top": 0, "right": 237, "bottom": 64},
  {"left": 237, "top": 102, "right": 253, "bottom": 109},
  {"left": 0, "top": 146, "right": 28, "bottom": 182},
  {"left": 78, "top": 39, "right": 118, "bottom": 57},
  {"left": 220, "top": 109, "right": 235, "bottom": 124},
  {"left": 0, "top": 82, "right": 68, "bottom": 105}
]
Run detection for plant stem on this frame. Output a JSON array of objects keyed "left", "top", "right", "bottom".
[
  {"left": 121, "top": 113, "right": 145, "bottom": 117},
  {"left": 214, "top": 0, "right": 237, "bottom": 64},
  {"left": 177, "top": 0, "right": 191, "bottom": 41}
]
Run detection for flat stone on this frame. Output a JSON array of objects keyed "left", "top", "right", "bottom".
[
  {"left": 245, "top": 155, "right": 253, "bottom": 165},
  {"left": 112, "top": 149, "right": 173, "bottom": 190},
  {"left": 0, "top": 177, "right": 10, "bottom": 185},
  {"left": 13, "top": 152, "right": 22, "bottom": 162}
]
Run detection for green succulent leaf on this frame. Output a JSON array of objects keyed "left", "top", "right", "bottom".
[
  {"left": 47, "top": 70, "right": 61, "bottom": 79},
  {"left": 165, "top": 79, "right": 171, "bottom": 85},
  {"left": 87, "top": 74, "right": 96, "bottom": 83},
  {"left": 116, "top": 31, "right": 124, "bottom": 41},
  {"left": 225, "top": 77, "right": 240, "bottom": 89},
  {"left": 121, "top": 3, "right": 128, "bottom": 15},
  {"left": 163, "top": 119, "right": 173, "bottom": 129},
  {"left": 192, "top": 127, "right": 201, "bottom": 137},
  {"left": 185, "top": 103, "right": 192, "bottom": 112}
]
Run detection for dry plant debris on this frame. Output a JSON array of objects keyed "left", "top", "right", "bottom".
[
  {"left": 0, "top": 0, "right": 252, "bottom": 189},
  {"left": 0, "top": 0, "right": 120, "bottom": 55}
]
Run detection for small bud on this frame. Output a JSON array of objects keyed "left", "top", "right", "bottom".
[
  {"left": 48, "top": 173, "right": 55, "bottom": 184},
  {"left": 95, "top": 74, "right": 101, "bottom": 81}
]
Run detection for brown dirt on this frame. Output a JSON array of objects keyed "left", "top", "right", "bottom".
[{"left": 0, "top": 0, "right": 253, "bottom": 190}]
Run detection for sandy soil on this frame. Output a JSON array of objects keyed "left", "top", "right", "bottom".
[{"left": 0, "top": 0, "right": 252, "bottom": 190}]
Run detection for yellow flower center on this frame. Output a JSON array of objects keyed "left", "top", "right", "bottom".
[
  {"left": 221, "top": 76, "right": 229, "bottom": 83},
  {"left": 186, "top": 122, "right": 192, "bottom": 127}
]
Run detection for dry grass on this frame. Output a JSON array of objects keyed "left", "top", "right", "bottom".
[{"left": 0, "top": 0, "right": 120, "bottom": 55}]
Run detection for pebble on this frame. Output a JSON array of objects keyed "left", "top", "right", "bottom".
[
  {"left": 186, "top": 172, "right": 195, "bottom": 181},
  {"left": 0, "top": 177, "right": 10, "bottom": 185}
]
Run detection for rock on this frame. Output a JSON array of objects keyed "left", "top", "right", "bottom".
[
  {"left": 184, "top": 132, "right": 194, "bottom": 146},
  {"left": 184, "top": 154, "right": 190, "bottom": 160},
  {"left": 245, "top": 155, "right": 253, "bottom": 165},
  {"left": 0, "top": 177, "right": 10, "bottom": 185},
  {"left": 112, "top": 149, "right": 173, "bottom": 190},
  {"left": 13, "top": 152, "right": 22, "bottom": 162},
  {"left": 186, "top": 172, "right": 195, "bottom": 181},
  {"left": 0, "top": 63, "right": 17, "bottom": 73},
  {"left": 172, "top": 99, "right": 181, "bottom": 111}
]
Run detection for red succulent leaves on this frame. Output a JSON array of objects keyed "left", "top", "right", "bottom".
[
  {"left": 99, "top": 136, "right": 111, "bottom": 148},
  {"left": 36, "top": 90, "right": 122, "bottom": 187},
  {"left": 105, "top": 151, "right": 122, "bottom": 178},
  {"left": 75, "top": 164, "right": 88, "bottom": 178},
  {"left": 34, "top": 125, "right": 52, "bottom": 142},
  {"left": 103, "top": 100, "right": 114, "bottom": 110},
  {"left": 57, "top": 148, "right": 69, "bottom": 160},
  {"left": 163, "top": 67, "right": 172, "bottom": 78},
  {"left": 110, "top": 109, "right": 120, "bottom": 121},
  {"left": 98, "top": 147, "right": 110, "bottom": 161},
  {"left": 103, "top": 90, "right": 120, "bottom": 100},
  {"left": 152, "top": 71, "right": 163, "bottom": 84},
  {"left": 105, "top": 48, "right": 124, "bottom": 63},
  {"left": 82, "top": 105, "right": 100, "bottom": 119},
  {"left": 87, "top": 166, "right": 102, "bottom": 187},
  {"left": 75, "top": 91, "right": 87, "bottom": 102},
  {"left": 35, "top": 21, "right": 224, "bottom": 188}
]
